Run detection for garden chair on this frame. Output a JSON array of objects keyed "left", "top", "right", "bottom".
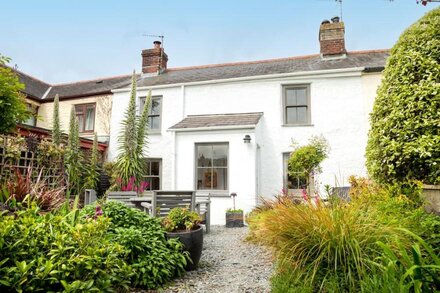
[
  {"left": 107, "top": 191, "right": 137, "bottom": 208},
  {"left": 150, "top": 190, "right": 196, "bottom": 217},
  {"left": 195, "top": 194, "right": 211, "bottom": 233}
]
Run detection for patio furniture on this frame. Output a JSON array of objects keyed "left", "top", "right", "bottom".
[
  {"left": 151, "top": 190, "right": 196, "bottom": 217},
  {"left": 129, "top": 196, "right": 153, "bottom": 213},
  {"left": 195, "top": 194, "right": 211, "bottom": 233},
  {"left": 84, "top": 189, "right": 97, "bottom": 205},
  {"left": 107, "top": 191, "right": 137, "bottom": 208}
]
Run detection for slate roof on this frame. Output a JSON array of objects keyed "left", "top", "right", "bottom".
[
  {"left": 169, "top": 112, "right": 264, "bottom": 130},
  {"left": 44, "top": 75, "right": 134, "bottom": 101},
  {"left": 14, "top": 69, "right": 51, "bottom": 100},
  {"left": 135, "top": 50, "right": 389, "bottom": 88},
  {"left": 14, "top": 68, "right": 133, "bottom": 101}
]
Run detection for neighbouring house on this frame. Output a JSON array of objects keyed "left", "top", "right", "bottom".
[
  {"left": 108, "top": 18, "right": 388, "bottom": 225},
  {"left": 15, "top": 69, "right": 133, "bottom": 144}
]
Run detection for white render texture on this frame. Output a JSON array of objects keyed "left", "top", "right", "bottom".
[{"left": 109, "top": 70, "right": 382, "bottom": 225}]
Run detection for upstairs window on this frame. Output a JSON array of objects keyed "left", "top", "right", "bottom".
[
  {"left": 23, "top": 103, "right": 38, "bottom": 126},
  {"left": 283, "top": 85, "right": 310, "bottom": 125},
  {"left": 75, "top": 103, "right": 95, "bottom": 132},
  {"left": 140, "top": 96, "right": 162, "bottom": 132}
]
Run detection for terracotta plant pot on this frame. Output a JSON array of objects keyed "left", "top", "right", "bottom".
[
  {"left": 225, "top": 211, "right": 244, "bottom": 228},
  {"left": 166, "top": 225, "right": 203, "bottom": 271}
]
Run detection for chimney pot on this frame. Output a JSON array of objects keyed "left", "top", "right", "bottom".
[
  {"left": 153, "top": 41, "right": 161, "bottom": 49},
  {"left": 331, "top": 16, "right": 340, "bottom": 23}
]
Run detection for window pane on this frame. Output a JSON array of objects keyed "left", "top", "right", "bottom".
[
  {"left": 77, "top": 115, "right": 84, "bottom": 132},
  {"left": 151, "top": 161, "right": 160, "bottom": 176},
  {"left": 286, "top": 89, "right": 297, "bottom": 106},
  {"left": 286, "top": 107, "right": 297, "bottom": 124},
  {"left": 149, "top": 116, "right": 160, "bottom": 130},
  {"left": 75, "top": 106, "right": 84, "bottom": 114},
  {"left": 145, "top": 161, "right": 151, "bottom": 175},
  {"left": 85, "top": 107, "right": 95, "bottom": 131},
  {"left": 212, "top": 168, "right": 227, "bottom": 190},
  {"left": 197, "top": 146, "right": 212, "bottom": 167},
  {"left": 150, "top": 98, "right": 161, "bottom": 115},
  {"left": 151, "top": 177, "right": 160, "bottom": 190},
  {"left": 297, "top": 107, "right": 307, "bottom": 123},
  {"left": 212, "top": 145, "right": 227, "bottom": 167},
  {"left": 197, "top": 168, "right": 211, "bottom": 189},
  {"left": 296, "top": 88, "right": 307, "bottom": 105}
]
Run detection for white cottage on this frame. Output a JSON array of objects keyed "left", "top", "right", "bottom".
[{"left": 109, "top": 19, "right": 388, "bottom": 225}]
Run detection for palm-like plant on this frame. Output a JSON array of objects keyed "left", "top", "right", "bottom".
[
  {"left": 115, "top": 71, "right": 151, "bottom": 191},
  {"left": 52, "top": 94, "right": 61, "bottom": 146},
  {"left": 84, "top": 132, "right": 100, "bottom": 190},
  {"left": 65, "top": 107, "right": 83, "bottom": 195}
]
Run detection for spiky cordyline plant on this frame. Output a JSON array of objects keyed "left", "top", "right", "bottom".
[
  {"left": 115, "top": 71, "right": 151, "bottom": 191},
  {"left": 52, "top": 94, "right": 61, "bottom": 146},
  {"left": 65, "top": 107, "right": 83, "bottom": 196},
  {"left": 84, "top": 132, "right": 100, "bottom": 190}
]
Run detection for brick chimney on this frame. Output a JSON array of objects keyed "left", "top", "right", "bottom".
[
  {"left": 319, "top": 17, "right": 346, "bottom": 58},
  {"left": 141, "top": 41, "right": 168, "bottom": 74}
]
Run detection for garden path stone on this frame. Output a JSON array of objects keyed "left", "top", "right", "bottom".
[{"left": 162, "top": 226, "right": 273, "bottom": 293}]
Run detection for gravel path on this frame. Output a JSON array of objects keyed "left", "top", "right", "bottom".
[{"left": 162, "top": 226, "right": 273, "bottom": 293}]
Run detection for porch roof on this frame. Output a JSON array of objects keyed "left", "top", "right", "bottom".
[{"left": 169, "top": 112, "right": 263, "bottom": 130}]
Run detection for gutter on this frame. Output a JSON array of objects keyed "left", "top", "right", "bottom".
[
  {"left": 112, "top": 67, "right": 365, "bottom": 93},
  {"left": 168, "top": 125, "right": 256, "bottom": 133}
]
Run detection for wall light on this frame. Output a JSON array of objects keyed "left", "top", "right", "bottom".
[{"left": 243, "top": 134, "right": 251, "bottom": 143}]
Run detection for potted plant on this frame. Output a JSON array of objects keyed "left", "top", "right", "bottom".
[
  {"left": 225, "top": 192, "right": 244, "bottom": 227},
  {"left": 162, "top": 207, "right": 203, "bottom": 271}
]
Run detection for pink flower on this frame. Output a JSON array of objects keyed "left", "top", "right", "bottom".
[{"left": 302, "top": 189, "right": 308, "bottom": 201}]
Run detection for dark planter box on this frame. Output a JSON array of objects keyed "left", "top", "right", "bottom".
[
  {"left": 225, "top": 211, "right": 244, "bottom": 228},
  {"left": 166, "top": 225, "right": 203, "bottom": 271}
]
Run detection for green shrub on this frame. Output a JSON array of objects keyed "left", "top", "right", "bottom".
[
  {"left": 0, "top": 204, "right": 132, "bottom": 292},
  {"left": 288, "top": 136, "right": 329, "bottom": 186},
  {"left": 366, "top": 8, "right": 440, "bottom": 184},
  {"left": 81, "top": 201, "right": 188, "bottom": 289}
]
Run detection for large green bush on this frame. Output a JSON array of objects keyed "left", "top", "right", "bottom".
[
  {"left": 0, "top": 205, "right": 132, "bottom": 292},
  {"left": 0, "top": 55, "right": 30, "bottom": 134},
  {"left": 366, "top": 8, "right": 440, "bottom": 184},
  {"left": 81, "top": 201, "right": 187, "bottom": 288}
]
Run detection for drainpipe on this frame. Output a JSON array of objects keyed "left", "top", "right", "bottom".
[{"left": 181, "top": 85, "right": 186, "bottom": 118}]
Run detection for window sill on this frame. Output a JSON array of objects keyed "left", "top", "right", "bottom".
[
  {"left": 196, "top": 190, "right": 230, "bottom": 198},
  {"left": 149, "top": 130, "right": 162, "bottom": 135},
  {"left": 282, "top": 124, "right": 314, "bottom": 127}
]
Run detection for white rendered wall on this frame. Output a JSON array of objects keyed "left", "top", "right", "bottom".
[{"left": 109, "top": 70, "right": 383, "bottom": 224}]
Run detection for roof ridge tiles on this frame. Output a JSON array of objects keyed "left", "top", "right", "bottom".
[{"left": 166, "top": 49, "right": 390, "bottom": 72}]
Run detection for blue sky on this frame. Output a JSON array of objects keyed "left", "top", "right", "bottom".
[{"left": 1, "top": 0, "right": 438, "bottom": 83}]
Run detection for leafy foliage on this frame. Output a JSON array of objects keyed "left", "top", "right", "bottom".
[
  {"left": 0, "top": 204, "right": 132, "bottom": 292},
  {"left": 81, "top": 201, "right": 188, "bottom": 288},
  {"left": 288, "top": 135, "right": 329, "bottom": 187},
  {"left": 52, "top": 94, "right": 61, "bottom": 146},
  {"left": 366, "top": 8, "right": 440, "bottom": 184},
  {"left": 0, "top": 54, "right": 30, "bottom": 134},
  {"left": 115, "top": 72, "right": 152, "bottom": 190},
  {"left": 162, "top": 207, "right": 201, "bottom": 232}
]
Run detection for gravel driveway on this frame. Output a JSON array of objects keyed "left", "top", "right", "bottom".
[{"left": 162, "top": 226, "right": 273, "bottom": 293}]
